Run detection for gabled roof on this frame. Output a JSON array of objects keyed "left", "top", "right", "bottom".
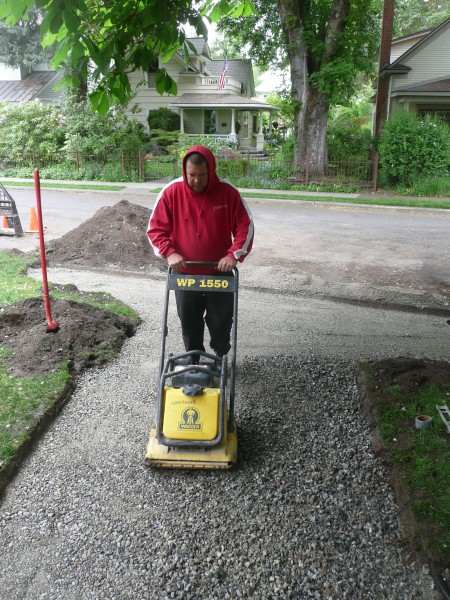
[
  {"left": 177, "top": 37, "right": 255, "bottom": 95},
  {"left": 185, "top": 38, "right": 211, "bottom": 59},
  {"left": 388, "top": 17, "right": 450, "bottom": 69},
  {"left": 0, "top": 70, "right": 59, "bottom": 103}
]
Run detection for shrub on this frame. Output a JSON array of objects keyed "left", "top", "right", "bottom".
[
  {"left": 379, "top": 110, "right": 450, "bottom": 185},
  {"left": 148, "top": 108, "right": 180, "bottom": 131},
  {"left": 0, "top": 100, "right": 65, "bottom": 166},
  {"left": 216, "top": 159, "right": 246, "bottom": 179}
]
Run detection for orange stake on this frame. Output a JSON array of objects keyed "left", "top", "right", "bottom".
[{"left": 34, "top": 168, "right": 59, "bottom": 332}]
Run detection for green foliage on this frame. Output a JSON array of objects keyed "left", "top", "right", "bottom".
[
  {"left": 148, "top": 129, "right": 181, "bottom": 154},
  {"left": 216, "top": 158, "right": 247, "bottom": 178},
  {"left": 148, "top": 108, "right": 180, "bottom": 132},
  {"left": 327, "top": 89, "right": 373, "bottom": 160},
  {"left": 61, "top": 94, "right": 149, "bottom": 157},
  {"left": 378, "top": 384, "right": 450, "bottom": 562},
  {"left": 394, "top": 0, "right": 450, "bottom": 37},
  {"left": 178, "top": 135, "right": 235, "bottom": 159},
  {"left": 0, "top": 100, "right": 65, "bottom": 166},
  {"left": 0, "top": 7, "right": 54, "bottom": 68},
  {"left": 379, "top": 110, "right": 450, "bottom": 185},
  {"left": 0, "top": 0, "right": 255, "bottom": 113}
]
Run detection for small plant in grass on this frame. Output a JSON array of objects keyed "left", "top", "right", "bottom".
[{"left": 378, "top": 384, "right": 450, "bottom": 563}]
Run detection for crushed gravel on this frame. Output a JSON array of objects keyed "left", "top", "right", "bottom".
[{"left": 0, "top": 271, "right": 440, "bottom": 600}]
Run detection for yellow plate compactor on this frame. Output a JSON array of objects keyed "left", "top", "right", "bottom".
[{"left": 145, "top": 263, "right": 239, "bottom": 469}]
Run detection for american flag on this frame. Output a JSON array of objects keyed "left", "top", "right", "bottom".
[{"left": 217, "top": 59, "right": 228, "bottom": 90}]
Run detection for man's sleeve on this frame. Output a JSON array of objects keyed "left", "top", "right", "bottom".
[
  {"left": 227, "top": 193, "right": 254, "bottom": 262},
  {"left": 147, "top": 191, "right": 177, "bottom": 259}
]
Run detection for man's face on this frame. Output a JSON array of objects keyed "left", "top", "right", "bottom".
[{"left": 186, "top": 160, "right": 209, "bottom": 193}]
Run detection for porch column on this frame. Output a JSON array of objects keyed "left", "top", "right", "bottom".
[
  {"left": 256, "top": 110, "right": 264, "bottom": 151},
  {"left": 228, "top": 108, "right": 238, "bottom": 144},
  {"left": 180, "top": 109, "right": 184, "bottom": 133}
]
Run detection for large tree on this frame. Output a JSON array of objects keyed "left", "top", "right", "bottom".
[
  {"left": 0, "top": 6, "right": 53, "bottom": 68},
  {"left": 0, "top": 0, "right": 254, "bottom": 115},
  {"left": 394, "top": 0, "right": 450, "bottom": 37},
  {"left": 219, "top": 0, "right": 381, "bottom": 175}
]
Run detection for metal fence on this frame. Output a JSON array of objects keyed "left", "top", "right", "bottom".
[{"left": 0, "top": 149, "right": 374, "bottom": 188}]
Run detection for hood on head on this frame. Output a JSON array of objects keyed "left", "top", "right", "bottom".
[{"left": 182, "top": 145, "right": 219, "bottom": 193}]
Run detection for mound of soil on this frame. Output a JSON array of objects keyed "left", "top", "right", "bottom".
[
  {"left": 46, "top": 200, "right": 165, "bottom": 272},
  {"left": 0, "top": 295, "right": 138, "bottom": 376}
]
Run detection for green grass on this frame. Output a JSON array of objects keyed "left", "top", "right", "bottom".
[
  {"left": 148, "top": 188, "right": 450, "bottom": 209},
  {"left": 378, "top": 384, "right": 450, "bottom": 563},
  {"left": 0, "top": 352, "right": 70, "bottom": 464},
  {"left": 0, "top": 251, "right": 139, "bottom": 473},
  {"left": 0, "top": 180, "right": 125, "bottom": 191}
]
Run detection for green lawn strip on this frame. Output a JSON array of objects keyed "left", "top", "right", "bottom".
[
  {"left": 0, "top": 180, "right": 125, "bottom": 191},
  {"left": 241, "top": 192, "right": 450, "bottom": 210},
  {"left": 149, "top": 188, "right": 450, "bottom": 209},
  {"left": 0, "top": 252, "right": 139, "bottom": 475},
  {"left": 0, "top": 351, "right": 71, "bottom": 467},
  {"left": 378, "top": 384, "right": 450, "bottom": 563}
]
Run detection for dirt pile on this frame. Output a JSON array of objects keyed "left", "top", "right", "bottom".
[
  {"left": 0, "top": 296, "right": 138, "bottom": 376},
  {"left": 45, "top": 200, "right": 165, "bottom": 272}
]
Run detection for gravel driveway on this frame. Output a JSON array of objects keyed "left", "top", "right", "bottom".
[{"left": 0, "top": 266, "right": 441, "bottom": 600}]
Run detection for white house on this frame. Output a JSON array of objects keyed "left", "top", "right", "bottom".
[
  {"left": 125, "top": 38, "right": 279, "bottom": 151},
  {"left": 382, "top": 17, "right": 450, "bottom": 124},
  {"left": 0, "top": 37, "right": 278, "bottom": 151}
]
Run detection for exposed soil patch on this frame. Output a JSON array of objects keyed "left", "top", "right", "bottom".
[
  {"left": 44, "top": 199, "right": 165, "bottom": 273},
  {"left": 0, "top": 295, "right": 139, "bottom": 377}
]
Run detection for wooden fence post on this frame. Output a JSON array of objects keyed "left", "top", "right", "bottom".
[
  {"left": 138, "top": 150, "right": 143, "bottom": 181},
  {"left": 372, "top": 151, "right": 379, "bottom": 193}
]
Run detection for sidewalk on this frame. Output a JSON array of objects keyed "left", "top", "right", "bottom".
[{"left": 1, "top": 176, "right": 449, "bottom": 205}]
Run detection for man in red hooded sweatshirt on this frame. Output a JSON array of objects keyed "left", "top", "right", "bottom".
[{"left": 148, "top": 145, "right": 254, "bottom": 358}]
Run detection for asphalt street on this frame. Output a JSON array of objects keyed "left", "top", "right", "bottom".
[{"left": 0, "top": 183, "right": 449, "bottom": 599}]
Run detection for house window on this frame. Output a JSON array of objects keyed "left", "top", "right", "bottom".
[
  {"left": 252, "top": 113, "right": 258, "bottom": 133},
  {"left": 243, "top": 111, "right": 249, "bottom": 138},
  {"left": 417, "top": 108, "right": 450, "bottom": 126},
  {"left": 204, "top": 110, "right": 216, "bottom": 134},
  {"left": 148, "top": 58, "right": 158, "bottom": 89}
]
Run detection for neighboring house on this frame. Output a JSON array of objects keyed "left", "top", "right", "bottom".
[
  {"left": 0, "top": 38, "right": 278, "bottom": 151},
  {"left": 125, "top": 38, "right": 279, "bottom": 151},
  {"left": 379, "top": 17, "right": 450, "bottom": 125},
  {"left": 0, "top": 63, "right": 62, "bottom": 105}
]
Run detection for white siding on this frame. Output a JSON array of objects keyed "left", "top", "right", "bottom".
[
  {"left": 391, "top": 22, "right": 450, "bottom": 92},
  {"left": 390, "top": 34, "right": 428, "bottom": 63}
]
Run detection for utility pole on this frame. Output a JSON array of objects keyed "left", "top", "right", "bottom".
[
  {"left": 373, "top": 0, "right": 395, "bottom": 190},
  {"left": 374, "top": 0, "right": 395, "bottom": 138}
]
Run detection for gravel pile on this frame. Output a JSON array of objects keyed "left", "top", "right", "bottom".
[{"left": 0, "top": 271, "right": 439, "bottom": 600}]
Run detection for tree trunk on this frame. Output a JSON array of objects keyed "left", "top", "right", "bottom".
[
  {"left": 278, "top": 0, "right": 351, "bottom": 177},
  {"left": 295, "top": 84, "right": 329, "bottom": 177}
]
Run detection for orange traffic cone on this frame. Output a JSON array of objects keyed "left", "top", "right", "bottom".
[
  {"left": 28, "top": 206, "right": 39, "bottom": 233},
  {"left": 1, "top": 216, "right": 8, "bottom": 228}
]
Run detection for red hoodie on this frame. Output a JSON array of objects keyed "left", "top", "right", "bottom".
[{"left": 147, "top": 145, "right": 254, "bottom": 274}]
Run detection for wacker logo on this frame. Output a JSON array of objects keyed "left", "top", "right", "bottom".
[{"left": 179, "top": 407, "right": 202, "bottom": 431}]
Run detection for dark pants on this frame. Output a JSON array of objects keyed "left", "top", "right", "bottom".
[{"left": 175, "top": 290, "right": 233, "bottom": 357}]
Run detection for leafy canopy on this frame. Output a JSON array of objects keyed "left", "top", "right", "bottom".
[
  {"left": 218, "top": 0, "right": 381, "bottom": 107},
  {"left": 0, "top": 0, "right": 255, "bottom": 114}
]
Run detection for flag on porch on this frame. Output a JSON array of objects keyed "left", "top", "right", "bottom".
[{"left": 217, "top": 59, "right": 228, "bottom": 90}]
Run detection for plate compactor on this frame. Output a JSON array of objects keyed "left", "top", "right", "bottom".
[{"left": 145, "top": 262, "right": 239, "bottom": 469}]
